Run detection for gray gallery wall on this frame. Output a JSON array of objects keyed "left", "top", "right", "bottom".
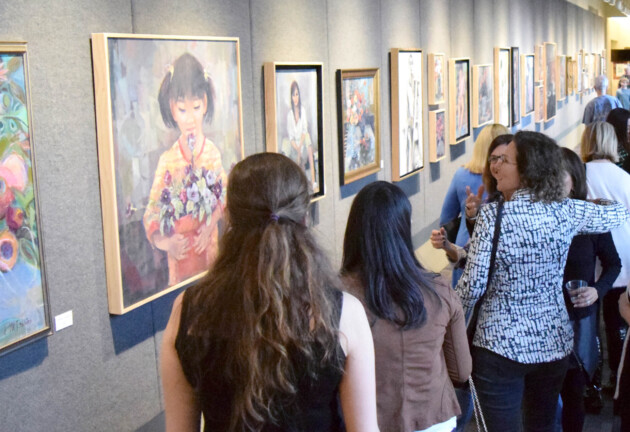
[{"left": 0, "top": 0, "right": 605, "bottom": 430}]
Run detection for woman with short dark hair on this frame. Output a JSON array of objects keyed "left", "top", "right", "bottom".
[
  {"left": 456, "top": 131, "right": 629, "bottom": 432},
  {"left": 342, "top": 181, "right": 471, "bottom": 432}
]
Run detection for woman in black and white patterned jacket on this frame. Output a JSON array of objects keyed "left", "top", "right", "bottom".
[{"left": 455, "top": 131, "right": 629, "bottom": 432}]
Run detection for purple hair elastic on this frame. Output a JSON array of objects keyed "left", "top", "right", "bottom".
[{"left": 270, "top": 213, "right": 280, "bottom": 222}]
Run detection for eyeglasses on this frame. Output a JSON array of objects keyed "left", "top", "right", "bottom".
[{"left": 488, "top": 154, "right": 516, "bottom": 165}]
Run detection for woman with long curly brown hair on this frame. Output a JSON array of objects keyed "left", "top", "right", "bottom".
[{"left": 160, "top": 153, "right": 378, "bottom": 432}]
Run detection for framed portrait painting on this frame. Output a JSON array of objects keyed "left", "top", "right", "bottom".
[
  {"left": 535, "top": 84, "right": 544, "bottom": 123},
  {"left": 472, "top": 64, "right": 493, "bottom": 128},
  {"left": 448, "top": 58, "right": 470, "bottom": 144},
  {"left": 511, "top": 47, "right": 521, "bottom": 126},
  {"left": 336, "top": 68, "right": 380, "bottom": 185},
  {"left": 0, "top": 42, "right": 51, "bottom": 355},
  {"left": 535, "top": 44, "right": 544, "bottom": 83},
  {"left": 543, "top": 42, "right": 557, "bottom": 121},
  {"left": 390, "top": 49, "right": 423, "bottom": 181},
  {"left": 92, "top": 33, "right": 244, "bottom": 314},
  {"left": 428, "top": 53, "right": 446, "bottom": 105},
  {"left": 429, "top": 109, "right": 446, "bottom": 163},
  {"left": 263, "top": 62, "right": 324, "bottom": 200},
  {"left": 521, "top": 54, "right": 535, "bottom": 116},
  {"left": 494, "top": 47, "right": 510, "bottom": 127},
  {"left": 557, "top": 55, "right": 567, "bottom": 101}
]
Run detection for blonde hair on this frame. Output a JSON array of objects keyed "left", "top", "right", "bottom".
[
  {"left": 580, "top": 121, "right": 619, "bottom": 163},
  {"left": 464, "top": 123, "right": 510, "bottom": 173}
]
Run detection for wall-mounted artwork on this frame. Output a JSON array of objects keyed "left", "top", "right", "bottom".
[
  {"left": 494, "top": 47, "right": 510, "bottom": 127},
  {"left": 544, "top": 42, "right": 557, "bottom": 121},
  {"left": 336, "top": 68, "right": 380, "bottom": 185},
  {"left": 535, "top": 84, "right": 544, "bottom": 123},
  {"left": 535, "top": 44, "right": 544, "bottom": 83},
  {"left": 521, "top": 54, "right": 535, "bottom": 116},
  {"left": 566, "top": 58, "right": 575, "bottom": 96},
  {"left": 511, "top": 47, "right": 521, "bottom": 126},
  {"left": 428, "top": 53, "right": 445, "bottom": 105},
  {"left": 615, "top": 63, "right": 627, "bottom": 79},
  {"left": 472, "top": 64, "right": 493, "bottom": 128},
  {"left": 264, "top": 62, "right": 324, "bottom": 200},
  {"left": 390, "top": 49, "right": 423, "bottom": 181},
  {"left": 92, "top": 34, "right": 244, "bottom": 314},
  {"left": 449, "top": 58, "right": 470, "bottom": 144},
  {"left": 429, "top": 109, "right": 446, "bottom": 163},
  {"left": 596, "top": 53, "right": 601, "bottom": 77},
  {"left": 577, "top": 50, "right": 583, "bottom": 93},
  {"left": 557, "top": 55, "right": 567, "bottom": 101},
  {"left": 0, "top": 42, "right": 51, "bottom": 355},
  {"left": 601, "top": 50, "right": 607, "bottom": 75}
]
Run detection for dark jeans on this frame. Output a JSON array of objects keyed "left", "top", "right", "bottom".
[
  {"left": 603, "top": 287, "right": 628, "bottom": 374},
  {"left": 560, "top": 366, "right": 587, "bottom": 431},
  {"left": 472, "top": 347, "right": 569, "bottom": 432}
]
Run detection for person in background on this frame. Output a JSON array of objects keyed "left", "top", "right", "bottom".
[
  {"left": 615, "top": 287, "right": 630, "bottom": 431},
  {"left": 559, "top": 147, "right": 621, "bottom": 432},
  {"left": 616, "top": 77, "right": 630, "bottom": 110},
  {"left": 342, "top": 181, "right": 471, "bottom": 432},
  {"left": 456, "top": 131, "right": 629, "bottom": 432},
  {"left": 161, "top": 153, "right": 379, "bottom": 432},
  {"left": 582, "top": 75, "right": 622, "bottom": 125},
  {"left": 606, "top": 107, "right": 630, "bottom": 174},
  {"left": 439, "top": 123, "right": 509, "bottom": 286},
  {"left": 581, "top": 121, "right": 630, "bottom": 399}
]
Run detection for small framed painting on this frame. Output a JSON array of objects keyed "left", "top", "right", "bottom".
[
  {"left": 566, "top": 58, "right": 574, "bottom": 96},
  {"left": 535, "top": 44, "right": 544, "bottom": 83},
  {"left": 472, "top": 64, "right": 493, "bottom": 128},
  {"left": 428, "top": 53, "right": 446, "bottom": 105},
  {"left": 0, "top": 42, "right": 51, "bottom": 355},
  {"left": 577, "top": 50, "right": 583, "bottom": 93},
  {"left": 336, "top": 68, "right": 380, "bottom": 185},
  {"left": 557, "top": 55, "right": 567, "bottom": 101},
  {"left": 511, "top": 47, "right": 521, "bottom": 126},
  {"left": 263, "top": 62, "right": 325, "bottom": 200},
  {"left": 429, "top": 109, "right": 446, "bottom": 163},
  {"left": 543, "top": 42, "right": 557, "bottom": 121},
  {"left": 601, "top": 49, "right": 607, "bottom": 75},
  {"left": 535, "top": 84, "right": 544, "bottom": 123},
  {"left": 448, "top": 58, "right": 470, "bottom": 144},
  {"left": 521, "top": 54, "right": 535, "bottom": 116},
  {"left": 92, "top": 33, "right": 245, "bottom": 314},
  {"left": 390, "top": 49, "right": 423, "bottom": 181},
  {"left": 494, "top": 47, "right": 510, "bottom": 127},
  {"left": 615, "top": 63, "right": 627, "bottom": 79}
]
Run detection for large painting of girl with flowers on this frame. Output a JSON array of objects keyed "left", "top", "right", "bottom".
[
  {"left": 0, "top": 43, "right": 51, "bottom": 354},
  {"left": 92, "top": 34, "right": 244, "bottom": 314}
]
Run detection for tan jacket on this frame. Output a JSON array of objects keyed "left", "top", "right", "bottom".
[{"left": 343, "top": 274, "right": 472, "bottom": 432}]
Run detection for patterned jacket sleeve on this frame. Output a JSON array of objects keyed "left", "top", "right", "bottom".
[
  {"left": 455, "top": 202, "right": 495, "bottom": 319},
  {"left": 573, "top": 199, "right": 629, "bottom": 234}
]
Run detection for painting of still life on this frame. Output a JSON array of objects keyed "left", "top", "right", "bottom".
[
  {"left": 92, "top": 34, "right": 244, "bottom": 314},
  {"left": 337, "top": 68, "right": 380, "bottom": 185},
  {"left": 0, "top": 43, "right": 51, "bottom": 355}
]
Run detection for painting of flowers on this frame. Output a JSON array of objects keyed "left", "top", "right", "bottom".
[
  {"left": 92, "top": 34, "right": 244, "bottom": 314},
  {"left": 337, "top": 68, "right": 380, "bottom": 185},
  {"left": 0, "top": 43, "right": 50, "bottom": 355}
]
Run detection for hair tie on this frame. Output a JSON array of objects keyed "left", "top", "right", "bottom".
[{"left": 270, "top": 213, "right": 280, "bottom": 222}]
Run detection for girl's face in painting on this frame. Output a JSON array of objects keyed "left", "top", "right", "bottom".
[
  {"left": 292, "top": 87, "right": 300, "bottom": 109},
  {"left": 170, "top": 95, "right": 208, "bottom": 139}
]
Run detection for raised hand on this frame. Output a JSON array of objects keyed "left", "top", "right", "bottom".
[{"left": 465, "top": 184, "right": 484, "bottom": 219}]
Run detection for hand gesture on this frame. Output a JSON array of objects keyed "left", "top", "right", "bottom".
[
  {"left": 465, "top": 185, "right": 484, "bottom": 219},
  {"left": 430, "top": 227, "right": 449, "bottom": 250}
]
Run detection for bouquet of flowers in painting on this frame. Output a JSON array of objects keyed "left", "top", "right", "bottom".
[
  {"left": 0, "top": 48, "right": 49, "bottom": 354},
  {"left": 158, "top": 164, "right": 224, "bottom": 237}
]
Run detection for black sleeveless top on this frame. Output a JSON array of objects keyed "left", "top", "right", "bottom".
[{"left": 175, "top": 288, "right": 346, "bottom": 431}]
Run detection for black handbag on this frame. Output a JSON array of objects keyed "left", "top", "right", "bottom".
[
  {"left": 441, "top": 215, "right": 462, "bottom": 244},
  {"left": 466, "top": 200, "right": 504, "bottom": 345}
]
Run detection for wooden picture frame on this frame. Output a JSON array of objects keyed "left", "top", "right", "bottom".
[
  {"left": 336, "top": 68, "right": 380, "bottom": 185},
  {"left": 0, "top": 42, "right": 51, "bottom": 355},
  {"left": 472, "top": 64, "right": 493, "bottom": 128},
  {"left": 511, "top": 47, "right": 521, "bottom": 126},
  {"left": 429, "top": 109, "right": 446, "bottom": 163},
  {"left": 521, "top": 54, "right": 535, "bottom": 116},
  {"left": 494, "top": 47, "right": 510, "bottom": 127},
  {"left": 566, "top": 58, "right": 575, "bottom": 96},
  {"left": 577, "top": 50, "right": 584, "bottom": 94},
  {"left": 543, "top": 42, "right": 557, "bottom": 121},
  {"left": 535, "top": 84, "right": 544, "bottom": 123},
  {"left": 557, "top": 55, "right": 567, "bottom": 101},
  {"left": 427, "top": 53, "right": 446, "bottom": 105},
  {"left": 535, "top": 44, "right": 544, "bottom": 83},
  {"left": 92, "top": 33, "right": 244, "bottom": 314},
  {"left": 601, "top": 49, "right": 607, "bottom": 75},
  {"left": 390, "top": 49, "right": 423, "bottom": 181},
  {"left": 263, "top": 62, "right": 324, "bottom": 200},
  {"left": 448, "top": 58, "right": 470, "bottom": 144}
]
